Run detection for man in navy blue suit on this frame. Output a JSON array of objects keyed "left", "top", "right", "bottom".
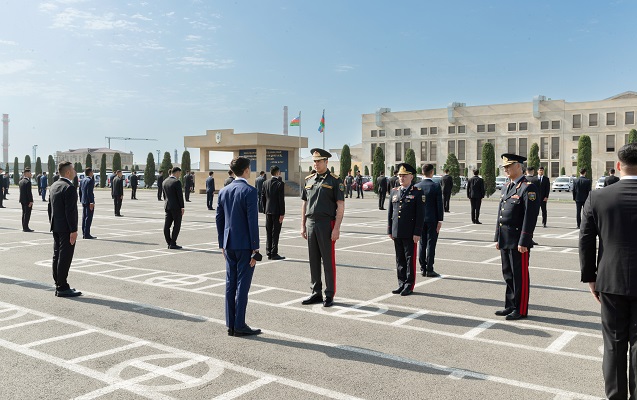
[
  {"left": 80, "top": 168, "right": 96, "bottom": 239},
  {"left": 415, "top": 163, "right": 444, "bottom": 277},
  {"left": 216, "top": 157, "right": 262, "bottom": 337}
]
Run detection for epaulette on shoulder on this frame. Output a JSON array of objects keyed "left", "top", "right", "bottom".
[
  {"left": 305, "top": 173, "right": 316, "bottom": 180},
  {"left": 330, "top": 172, "right": 340, "bottom": 179},
  {"left": 415, "top": 186, "right": 422, "bottom": 190},
  {"left": 525, "top": 182, "right": 532, "bottom": 185}
]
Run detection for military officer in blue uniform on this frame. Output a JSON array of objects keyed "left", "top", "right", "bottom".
[
  {"left": 388, "top": 163, "right": 425, "bottom": 296},
  {"left": 494, "top": 153, "right": 540, "bottom": 320}
]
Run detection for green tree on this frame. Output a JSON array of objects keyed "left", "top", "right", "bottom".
[
  {"left": 160, "top": 152, "right": 173, "bottom": 179},
  {"left": 528, "top": 143, "right": 540, "bottom": 171},
  {"left": 47, "top": 155, "right": 55, "bottom": 182},
  {"left": 330, "top": 166, "right": 335, "bottom": 173},
  {"left": 99, "top": 154, "right": 107, "bottom": 188},
  {"left": 124, "top": 165, "right": 129, "bottom": 171},
  {"left": 560, "top": 166, "right": 566, "bottom": 176},
  {"left": 308, "top": 165, "right": 312, "bottom": 172},
  {"left": 577, "top": 135, "right": 592, "bottom": 180},
  {"left": 629, "top": 128, "right": 637, "bottom": 144},
  {"left": 364, "top": 165, "right": 369, "bottom": 175},
  {"left": 353, "top": 164, "right": 359, "bottom": 175},
  {"left": 390, "top": 165, "right": 395, "bottom": 175},
  {"left": 404, "top": 148, "right": 416, "bottom": 171},
  {"left": 339, "top": 144, "right": 351, "bottom": 179},
  {"left": 444, "top": 153, "right": 461, "bottom": 196},
  {"left": 24, "top": 155, "right": 31, "bottom": 171},
  {"left": 416, "top": 166, "right": 422, "bottom": 175},
  {"left": 13, "top": 157, "right": 19, "bottom": 185},
  {"left": 180, "top": 150, "right": 191, "bottom": 185},
  {"left": 112, "top": 152, "right": 122, "bottom": 172},
  {"left": 133, "top": 164, "right": 139, "bottom": 172},
  {"left": 372, "top": 145, "right": 385, "bottom": 194},
  {"left": 35, "top": 157, "right": 42, "bottom": 175},
  {"left": 144, "top": 152, "right": 156, "bottom": 189},
  {"left": 464, "top": 167, "right": 468, "bottom": 177},
  {"left": 75, "top": 162, "right": 83, "bottom": 173},
  {"left": 85, "top": 154, "right": 92, "bottom": 168},
  {"left": 480, "top": 142, "right": 496, "bottom": 197}
]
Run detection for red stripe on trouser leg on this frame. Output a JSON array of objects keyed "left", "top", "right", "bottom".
[
  {"left": 520, "top": 252, "right": 529, "bottom": 315},
  {"left": 331, "top": 220, "right": 336, "bottom": 296},
  {"left": 411, "top": 242, "right": 417, "bottom": 290}
]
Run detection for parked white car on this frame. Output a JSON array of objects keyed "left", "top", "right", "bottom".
[
  {"left": 551, "top": 176, "right": 575, "bottom": 192},
  {"left": 595, "top": 176, "right": 605, "bottom": 190},
  {"left": 495, "top": 176, "right": 509, "bottom": 190}
]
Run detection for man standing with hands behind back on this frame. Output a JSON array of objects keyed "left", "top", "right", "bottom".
[
  {"left": 535, "top": 166, "right": 551, "bottom": 227},
  {"left": 206, "top": 171, "right": 215, "bottom": 210},
  {"left": 415, "top": 163, "right": 444, "bottom": 277},
  {"left": 19, "top": 168, "right": 34, "bottom": 232},
  {"left": 573, "top": 168, "right": 592, "bottom": 229},
  {"left": 80, "top": 168, "right": 96, "bottom": 240},
  {"left": 112, "top": 170, "right": 124, "bottom": 217},
  {"left": 216, "top": 157, "right": 261, "bottom": 337},
  {"left": 262, "top": 165, "right": 285, "bottom": 260},
  {"left": 441, "top": 169, "right": 453, "bottom": 212},
  {"left": 163, "top": 167, "right": 185, "bottom": 250},
  {"left": 466, "top": 169, "right": 485, "bottom": 224}
]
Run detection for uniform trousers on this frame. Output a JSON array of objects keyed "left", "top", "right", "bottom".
[
  {"left": 600, "top": 292, "right": 637, "bottom": 400},
  {"left": 225, "top": 249, "right": 255, "bottom": 330},
  {"left": 443, "top": 193, "right": 451, "bottom": 212},
  {"left": 21, "top": 204, "right": 32, "bottom": 230},
  {"left": 164, "top": 209, "right": 182, "bottom": 245},
  {"left": 419, "top": 222, "right": 439, "bottom": 273},
  {"left": 131, "top": 186, "right": 137, "bottom": 199},
  {"left": 265, "top": 214, "right": 282, "bottom": 256},
  {"left": 540, "top": 200, "right": 547, "bottom": 226},
  {"left": 206, "top": 192, "right": 214, "bottom": 209},
  {"left": 500, "top": 248, "right": 530, "bottom": 315},
  {"left": 394, "top": 238, "right": 417, "bottom": 291},
  {"left": 357, "top": 185, "right": 363, "bottom": 198},
  {"left": 576, "top": 201, "right": 585, "bottom": 227},
  {"left": 378, "top": 191, "right": 387, "bottom": 209},
  {"left": 82, "top": 205, "right": 94, "bottom": 237},
  {"left": 470, "top": 198, "right": 482, "bottom": 222},
  {"left": 157, "top": 186, "right": 163, "bottom": 201},
  {"left": 52, "top": 231, "right": 75, "bottom": 291},
  {"left": 306, "top": 218, "right": 336, "bottom": 298},
  {"left": 113, "top": 197, "right": 122, "bottom": 215},
  {"left": 185, "top": 187, "right": 191, "bottom": 201},
  {"left": 41, "top": 188, "right": 47, "bottom": 201}
]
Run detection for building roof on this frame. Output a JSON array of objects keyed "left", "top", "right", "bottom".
[
  {"left": 606, "top": 91, "right": 637, "bottom": 100},
  {"left": 60, "top": 148, "right": 131, "bottom": 154}
]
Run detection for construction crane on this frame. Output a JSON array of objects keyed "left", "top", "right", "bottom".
[{"left": 105, "top": 136, "right": 157, "bottom": 149}]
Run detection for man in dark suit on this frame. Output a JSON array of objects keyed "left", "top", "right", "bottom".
[
  {"left": 355, "top": 171, "right": 364, "bottom": 199},
  {"left": 52, "top": 172, "right": 59, "bottom": 183},
  {"left": 163, "top": 167, "right": 185, "bottom": 249},
  {"left": 441, "top": 169, "right": 453, "bottom": 212},
  {"left": 572, "top": 168, "right": 592, "bottom": 229},
  {"left": 415, "top": 163, "right": 444, "bottom": 277},
  {"left": 580, "top": 143, "right": 637, "bottom": 399},
  {"left": 205, "top": 171, "right": 215, "bottom": 210},
  {"left": 130, "top": 171, "right": 138, "bottom": 200},
  {"left": 80, "top": 168, "right": 96, "bottom": 239},
  {"left": 261, "top": 166, "right": 285, "bottom": 260},
  {"left": 156, "top": 171, "right": 164, "bottom": 201},
  {"left": 377, "top": 171, "right": 388, "bottom": 210},
  {"left": 36, "top": 173, "right": 42, "bottom": 196},
  {"left": 111, "top": 170, "right": 124, "bottom": 217},
  {"left": 224, "top": 170, "right": 235, "bottom": 186},
  {"left": 388, "top": 163, "right": 424, "bottom": 296},
  {"left": 48, "top": 161, "right": 82, "bottom": 297},
  {"left": 216, "top": 157, "right": 261, "bottom": 336},
  {"left": 255, "top": 170, "right": 266, "bottom": 213},
  {"left": 184, "top": 170, "right": 193, "bottom": 202},
  {"left": 19, "top": 168, "right": 34, "bottom": 232},
  {"left": 344, "top": 171, "right": 354, "bottom": 198},
  {"left": 388, "top": 170, "right": 399, "bottom": 190},
  {"left": 0, "top": 167, "right": 5, "bottom": 208},
  {"left": 40, "top": 172, "right": 48, "bottom": 201},
  {"left": 604, "top": 168, "right": 620, "bottom": 187},
  {"left": 466, "top": 169, "right": 485, "bottom": 224},
  {"left": 494, "top": 153, "right": 540, "bottom": 320},
  {"left": 536, "top": 166, "right": 551, "bottom": 228},
  {"left": 3, "top": 171, "right": 9, "bottom": 198}
]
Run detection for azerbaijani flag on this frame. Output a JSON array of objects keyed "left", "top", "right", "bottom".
[
  {"left": 290, "top": 114, "right": 300, "bottom": 126},
  {"left": 318, "top": 110, "right": 325, "bottom": 133}
]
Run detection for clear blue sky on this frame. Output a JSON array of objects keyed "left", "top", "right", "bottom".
[{"left": 1, "top": 0, "right": 635, "bottom": 166}]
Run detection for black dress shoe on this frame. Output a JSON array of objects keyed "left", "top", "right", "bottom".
[
  {"left": 227, "top": 328, "right": 234, "bottom": 336},
  {"left": 270, "top": 254, "right": 285, "bottom": 260},
  {"left": 84, "top": 235, "right": 97, "bottom": 240},
  {"left": 301, "top": 294, "right": 323, "bottom": 305},
  {"left": 323, "top": 297, "right": 334, "bottom": 307},
  {"left": 23, "top": 228, "right": 34, "bottom": 232},
  {"left": 505, "top": 311, "right": 526, "bottom": 320},
  {"left": 168, "top": 244, "right": 183, "bottom": 250},
  {"left": 494, "top": 307, "right": 515, "bottom": 316},
  {"left": 55, "top": 288, "right": 82, "bottom": 297},
  {"left": 392, "top": 287, "right": 404, "bottom": 294},
  {"left": 425, "top": 271, "right": 441, "bottom": 278},
  {"left": 475, "top": 221, "right": 482, "bottom": 224},
  {"left": 233, "top": 326, "right": 261, "bottom": 336},
  {"left": 421, "top": 270, "right": 427, "bottom": 277},
  {"left": 400, "top": 288, "right": 413, "bottom": 296}
]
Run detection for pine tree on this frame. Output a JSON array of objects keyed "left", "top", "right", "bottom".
[
  {"left": 159, "top": 152, "right": 173, "bottom": 179},
  {"left": 144, "top": 152, "right": 156, "bottom": 189},
  {"left": 480, "top": 142, "right": 496, "bottom": 197},
  {"left": 112, "top": 153, "right": 122, "bottom": 172},
  {"left": 405, "top": 148, "right": 416, "bottom": 171},
  {"left": 528, "top": 143, "right": 540, "bottom": 171},
  {"left": 444, "top": 153, "right": 461, "bottom": 195},
  {"left": 13, "top": 157, "right": 19, "bottom": 185},
  {"left": 124, "top": 165, "right": 129, "bottom": 171},
  {"left": 24, "top": 155, "right": 31, "bottom": 171},
  {"left": 85, "top": 154, "right": 92, "bottom": 168},
  {"left": 180, "top": 150, "right": 191, "bottom": 185},
  {"left": 340, "top": 145, "right": 351, "bottom": 179},
  {"left": 47, "top": 155, "right": 55, "bottom": 182},
  {"left": 417, "top": 166, "right": 422, "bottom": 175},
  {"left": 561, "top": 166, "right": 566, "bottom": 176},
  {"left": 100, "top": 154, "right": 107, "bottom": 188},
  {"left": 330, "top": 166, "right": 335, "bottom": 173},
  {"left": 372, "top": 145, "right": 385, "bottom": 194},
  {"left": 353, "top": 165, "right": 359, "bottom": 175},
  {"left": 577, "top": 135, "right": 592, "bottom": 180},
  {"left": 35, "top": 157, "right": 42, "bottom": 175},
  {"left": 309, "top": 166, "right": 313, "bottom": 173},
  {"left": 629, "top": 128, "right": 637, "bottom": 144},
  {"left": 364, "top": 165, "right": 369, "bottom": 175}
]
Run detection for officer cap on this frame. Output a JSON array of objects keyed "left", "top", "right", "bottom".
[
  {"left": 500, "top": 153, "right": 527, "bottom": 166},
  {"left": 310, "top": 148, "right": 332, "bottom": 160},
  {"left": 395, "top": 163, "right": 417, "bottom": 175},
  {"left": 24, "top": 168, "right": 31, "bottom": 172}
]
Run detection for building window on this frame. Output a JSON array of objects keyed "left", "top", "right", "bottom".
[
  {"left": 508, "top": 138, "right": 516, "bottom": 154},
  {"left": 430, "top": 142, "right": 437, "bottom": 162},
  {"left": 550, "top": 162, "right": 560, "bottom": 178},
  {"left": 572, "top": 136, "right": 580, "bottom": 142},
  {"left": 477, "top": 139, "right": 484, "bottom": 160},
  {"left": 572, "top": 148, "right": 578, "bottom": 154},
  {"left": 379, "top": 143, "right": 386, "bottom": 156},
  {"left": 371, "top": 130, "right": 377, "bottom": 137},
  {"left": 551, "top": 120, "right": 561, "bottom": 129},
  {"left": 589, "top": 113, "right": 598, "bottom": 127},
  {"left": 457, "top": 140, "right": 465, "bottom": 160},
  {"left": 421, "top": 142, "right": 427, "bottom": 161},
  {"left": 379, "top": 129, "right": 385, "bottom": 137},
  {"left": 607, "top": 112, "right": 616, "bottom": 126},
  {"left": 404, "top": 142, "right": 411, "bottom": 153},
  {"left": 573, "top": 114, "right": 582, "bottom": 129},
  {"left": 371, "top": 143, "right": 377, "bottom": 156},
  {"left": 477, "top": 124, "right": 485, "bottom": 133},
  {"left": 448, "top": 140, "right": 456, "bottom": 156},
  {"left": 448, "top": 126, "right": 456, "bottom": 134},
  {"left": 508, "top": 123, "right": 517, "bottom": 132},
  {"left": 487, "top": 124, "right": 495, "bottom": 132},
  {"left": 519, "top": 138, "right": 527, "bottom": 158},
  {"left": 430, "top": 127, "right": 438, "bottom": 135},
  {"left": 551, "top": 137, "right": 560, "bottom": 159},
  {"left": 421, "top": 127, "right": 428, "bottom": 135},
  {"left": 404, "top": 128, "right": 411, "bottom": 136},
  {"left": 606, "top": 135, "right": 616, "bottom": 152},
  {"left": 541, "top": 121, "right": 549, "bottom": 130},
  {"left": 395, "top": 142, "right": 402, "bottom": 162},
  {"left": 458, "top": 125, "right": 466, "bottom": 134},
  {"left": 540, "top": 137, "right": 549, "bottom": 159},
  {"left": 476, "top": 162, "right": 482, "bottom": 171},
  {"left": 626, "top": 111, "right": 635, "bottom": 125},
  {"left": 572, "top": 161, "right": 578, "bottom": 167},
  {"left": 395, "top": 129, "right": 402, "bottom": 136},
  {"left": 519, "top": 122, "right": 528, "bottom": 131}
]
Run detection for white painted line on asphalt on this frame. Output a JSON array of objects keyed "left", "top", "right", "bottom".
[
  {"left": 337, "top": 239, "right": 392, "bottom": 251},
  {"left": 481, "top": 256, "right": 502, "bottom": 264},
  {"left": 124, "top": 271, "right": 164, "bottom": 279},
  {"left": 211, "top": 377, "right": 277, "bottom": 400},
  {"left": 67, "top": 342, "right": 148, "bottom": 364},
  {"left": 93, "top": 267, "right": 133, "bottom": 274},
  {"left": 191, "top": 282, "right": 227, "bottom": 291},
  {"left": 0, "top": 317, "right": 55, "bottom": 331},
  {"left": 390, "top": 310, "right": 430, "bottom": 326},
  {"left": 546, "top": 331, "right": 579, "bottom": 353},
  {"left": 556, "top": 230, "right": 580, "bottom": 239},
  {"left": 279, "top": 296, "right": 310, "bottom": 306},
  {"left": 249, "top": 287, "right": 275, "bottom": 295},
  {"left": 23, "top": 329, "right": 95, "bottom": 348},
  {"left": 462, "top": 321, "right": 497, "bottom": 339}
]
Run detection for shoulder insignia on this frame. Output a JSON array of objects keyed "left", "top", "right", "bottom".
[
  {"left": 528, "top": 192, "right": 537, "bottom": 201},
  {"left": 422, "top": 195, "right": 426, "bottom": 203},
  {"left": 330, "top": 173, "right": 340, "bottom": 179},
  {"left": 526, "top": 182, "right": 531, "bottom": 185},
  {"left": 415, "top": 186, "right": 422, "bottom": 190},
  {"left": 339, "top": 183, "right": 344, "bottom": 192},
  {"left": 305, "top": 173, "right": 316, "bottom": 180}
]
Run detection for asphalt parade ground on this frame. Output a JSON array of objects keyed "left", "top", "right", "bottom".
[{"left": 0, "top": 188, "right": 603, "bottom": 399}]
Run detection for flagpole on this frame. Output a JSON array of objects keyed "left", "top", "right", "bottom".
[{"left": 322, "top": 109, "right": 325, "bottom": 149}]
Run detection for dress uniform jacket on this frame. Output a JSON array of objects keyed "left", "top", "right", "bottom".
[
  {"left": 494, "top": 177, "right": 540, "bottom": 249},
  {"left": 302, "top": 172, "right": 343, "bottom": 220},
  {"left": 387, "top": 184, "right": 424, "bottom": 238}
]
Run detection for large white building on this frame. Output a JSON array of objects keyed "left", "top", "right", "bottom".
[
  {"left": 56, "top": 148, "right": 134, "bottom": 170},
  {"left": 362, "top": 92, "right": 637, "bottom": 178}
]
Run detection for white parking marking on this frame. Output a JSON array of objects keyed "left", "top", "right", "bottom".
[
  {"left": 462, "top": 321, "right": 497, "bottom": 339},
  {"left": 390, "top": 310, "right": 430, "bottom": 326},
  {"left": 211, "top": 377, "right": 277, "bottom": 400},
  {"left": 546, "top": 331, "right": 579, "bottom": 353},
  {"left": 23, "top": 329, "right": 95, "bottom": 348}
]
